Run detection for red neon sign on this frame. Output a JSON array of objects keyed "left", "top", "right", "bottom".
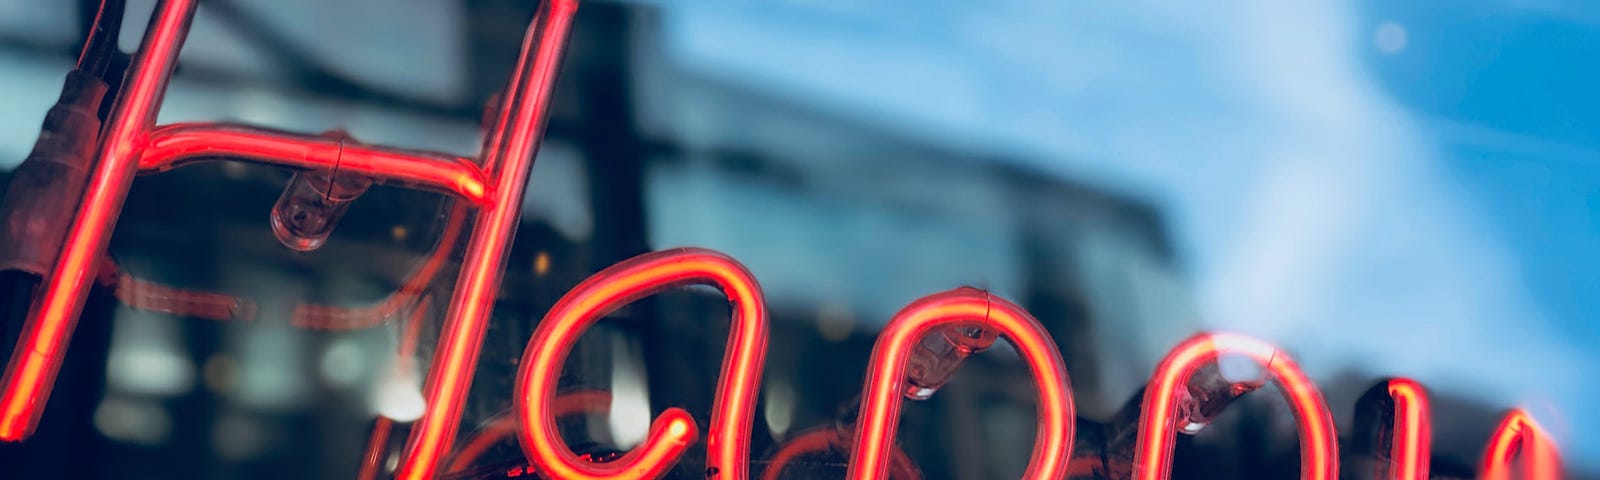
[
  {"left": 1385, "top": 377, "right": 1431, "bottom": 480},
  {"left": 515, "top": 248, "right": 768, "bottom": 480},
  {"left": 1133, "top": 332, "right": 1339, "bottom": 480},
  {"left": 0, "top": 0, "right": 199, "bottom": 441},
  {"left": 848, "top": 287, "right": 1074, "bottom": 480},
  {"left": 140, "top": 123, "right": 489, "bottom": 205},
  {"left": 0, "top": 4, "right": 580, "bottom": 480},
  {"left": 1482, "top": 409, "right": 1563, "bottom": 480},
  {"left": 397, "top": 1, "right": 577, "bottom": 476},
  {"left": 0, "top": 0, "right": 1573, "bottom": 478}
]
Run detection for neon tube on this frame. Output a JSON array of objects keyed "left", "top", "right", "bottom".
[
  {"left": 1132, "top": 332, "right": 1338, "bottom": 480},
  {"left": 0, "top": 0, "right": 199, "bottom": 442},
  {"left": 395, "top": 1, "right": 578, "bottom": 477},
  {"left": 515, "top": 248, "right": 768, "bottom": 480},
  {"left": 1482, "top": 409, "right": 1562, "bottom": 480},
  {"left": 356, "top": 417, "right": 395, "bottom": 480},
  {"left": 846, "top": 287, "right": 1074, "bottom": 480},
  {"left": 1385, "top": 378, "right": 1430, "bottom": 480},
  {"left": 139, "top": 123, "right": 489, "bottom": 205}
]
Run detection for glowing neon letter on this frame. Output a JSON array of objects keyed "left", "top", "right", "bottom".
[
  {"left": 1482, "top": 409, "right": 1562, "bottom": 480},
  {"left": 0, "top": 0, "right": 199, "bottom": 441},
  {"left": 847, "top": 287, "right": 1075, "bottom": 480},
  {"left": 1132, "top": 332, "right": 1338, "bottom": 480},
  {"left": 516, "top": 248, "right": 768, "bottom": 480},
  {"left": 1384, "top": 378, "right": 1431, "bottom": 480}
]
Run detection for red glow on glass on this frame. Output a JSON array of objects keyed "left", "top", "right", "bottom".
[
  {"left": 764, "top": 428, "right": 928, "bottom": 480},
  {"left": 761, "top": 428, "right": 920, "bottom": 480},
  {"left": 762, "top": 429, "right": 840, "bottom": 480},
  {"left": 515, "top": 248, "right": 767, "bottom": 480},
  {"left": 762, "top": 429, "right": 836, "bottom": 480},
  {"left": 0, "top": 0, "right": 199, "bottom": 442},
  {"left": 294, "top": 203, "right": 469, "bottom": 331},
  {"left": 356, "top": 297, "right": 437, "bottom": 480},
  {"left": 140, "top": 123, "right": 489, "bottom": 205},
  {"left": 1482, "top": 409, "right": 1562, "bottom": 480},
  {"left": 1132, "top": 332, "right": 1338, "bottom": 480},
  {"left": 357, "top": 417, "right": 396, "bottom": 480},
  {"left": 105, "top": 203, "right": 467, "bottom": 330},
  {"left": 109, "top": 257, "right": 257, "bottom": 321},
  {"left": 448, "top": 390, "right": 612, "bottom": 473},
  {"left": 395, "top": 1, "right": 577, "bottom": 477},
  {"left": 1385, "top": 378, "right": 1430, "bottom": 480},
  {"left": 846, "top": 288, "right": 1074, "bottom": 480}
]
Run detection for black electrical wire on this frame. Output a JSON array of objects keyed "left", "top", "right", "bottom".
[
  {"left": 0, "top": 0, "right": 124, "bottom": 319},
  {"left": 74, "top": 0, "right": 124, "bottom": 79}
]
